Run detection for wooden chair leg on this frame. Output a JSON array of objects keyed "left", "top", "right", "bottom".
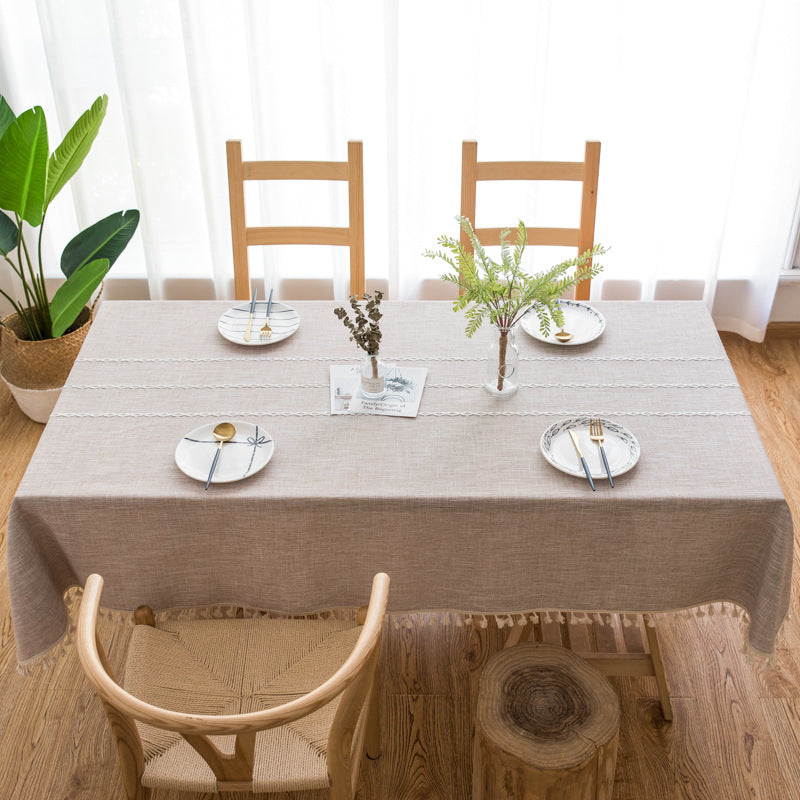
[
  {"left": 504, "top": 620, "right": 534, "bottom": 649},
  {"left": 365, "top": 682, "right": 382, "bottom": 759},
  {"left": 643, "top": 615, "right": 673, "bottom": 721},
  {"left": 102, "top": 702, "right": 150, "bottom": 800}
]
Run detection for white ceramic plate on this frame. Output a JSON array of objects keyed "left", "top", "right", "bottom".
[
  {"left": 521, "top": 300, "right": 605, "bottom": 346},
  {"left": 175, "top": 421, "right": 274, "bottom": 484},
  {"left": 218, "top": 301, "right": 300, "bottom": 346},
  {"left": 540, "top": 417, "right": 640, "bottom": 480}
]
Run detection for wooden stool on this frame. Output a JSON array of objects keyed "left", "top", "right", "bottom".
[{"left": 473, "top": 642, "right": 621, "bottom": 800}]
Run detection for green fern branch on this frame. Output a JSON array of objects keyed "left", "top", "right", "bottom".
[{"left": 423, "top": 217, "right": 607, "bottom": 337}]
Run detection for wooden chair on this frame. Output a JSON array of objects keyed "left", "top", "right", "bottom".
[
  {"left": 226, "top": 139, "right": 366, "bottom": 301},
  {"left": 76, "top": 572, "right": 390, "bottom": 799},
  {"left": 460, "top": 140, "right": 601, "bottom": 300}
]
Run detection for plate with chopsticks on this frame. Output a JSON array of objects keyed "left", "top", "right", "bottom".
[
  {"left": 175, "top": 421, "right": 275, "bottom": 484},
  {"left": 521, "top": 300, "right": 605, "bottom": 346},
  {"left": 218, "top": 300, "right": 300, "bottom": 346},
  {"left": 540, "top": 417, "right": 639, "bottom": 480}
]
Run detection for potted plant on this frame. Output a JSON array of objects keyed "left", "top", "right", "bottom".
[
  {"left": 425, "top": 216, "right": 606, "bottom": 396},
  {"left": 0, "top": 93, "right": 140, "bottom": 421},
  {"left": 334, "top": 290, "right": 386, "bottom": 397}
]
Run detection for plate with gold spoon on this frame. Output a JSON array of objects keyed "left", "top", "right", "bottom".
[
  {"left": 521, "top": 300, "right": 605, "bottom": 346},
  {"left": 175, "top": 421, "right": 274, "bottom": 484}
]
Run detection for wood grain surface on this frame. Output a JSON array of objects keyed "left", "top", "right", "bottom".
[
  {"left": 1, "top": 332, "right": 799, "bottom": 799},
  {"left": 473, "top": 643, "right": 620, "bottom": 799}
]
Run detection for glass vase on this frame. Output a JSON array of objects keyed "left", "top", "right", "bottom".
[
  {"left": 485, "top": 326, "right": 519, "bottom": 397},
  {"left": 360, "top": 351, "right": 386, "bottom": 397}
]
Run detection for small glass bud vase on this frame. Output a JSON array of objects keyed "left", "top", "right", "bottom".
[
  {"left": 485, "top": 326, "right": 519, "bottom": 397},
  {"left": 360, "top": 351, "right": 386, "bottom": 397}
]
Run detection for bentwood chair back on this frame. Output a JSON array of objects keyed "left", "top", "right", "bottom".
[
  {"left": 460, "top": 140, "right": 601, "bottom": 300},
  {"left": 77, "top": 572, "right": 390, "bottom": 800},
  {"left": 226, "top": 139, "right": 366, "bottom": 300}
]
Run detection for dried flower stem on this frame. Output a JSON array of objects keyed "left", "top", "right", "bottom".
[{"left": 333, "top": 291, "right": 384, "bottom": 355}]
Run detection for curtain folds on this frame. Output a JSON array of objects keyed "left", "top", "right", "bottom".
[{"left": 1, "top": 0, "right": 799, "bottom": 340}]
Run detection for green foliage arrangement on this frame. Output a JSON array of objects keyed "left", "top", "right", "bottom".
[
  {"left": 334, "top": 290, "right": 384, "bottom": 380},
  {"left": 424, "top": 216, "right": 606, "bottom": 338},
  {"left": 0, "top": 94, "right": 140, "bottom": 340}
]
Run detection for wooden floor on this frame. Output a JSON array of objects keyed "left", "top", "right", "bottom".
[{"left": 1, "top": 333, "right": 799, "bottom": 799}]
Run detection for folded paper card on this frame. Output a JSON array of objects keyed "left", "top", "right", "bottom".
[{"left": 330, "top": 364, "right": 427, "bottom": 417}]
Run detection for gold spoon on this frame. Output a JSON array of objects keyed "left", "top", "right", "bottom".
[
  {"left": 205, "top": 422, "right": 236, "bottom": 490},
  {"left": 554, "top": 329, "right": 574, "bottom": 343}
]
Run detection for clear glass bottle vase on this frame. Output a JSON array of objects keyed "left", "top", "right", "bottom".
[
  {"left": 360, "top": 351, "right": 386, "bottom": 397},
  {"left": 485, "top": 326, "right": 519, "bottom": 397}
]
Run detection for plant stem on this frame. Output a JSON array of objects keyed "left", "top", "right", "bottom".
[
  {"left": 370, "top": 354, "right": 378, "bottom": 379},
  {"left": 14, "top": 221, "right": 44, "bottom": 339},
  {"left": 3, "top": 254, "right": 31, "bottom": 296},
  {"left": 13, "top": 222, "right": 36, "bottom": 313},
  {"left": 19, "top": 226, "right": 49, "bottom": 338},
  {"left": 497, "top": 329, "right": 508, "bottom": 392},
  {"left": 37, "top": 211, "right": 48, "bottom": 303},
  {"left": 19, "top": 251, "right": 44, "bottom": 339},
  {"left": 0, "top": 286, "right": 37, "bottom": 339}
]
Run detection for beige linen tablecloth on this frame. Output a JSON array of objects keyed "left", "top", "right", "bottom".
[{"left": 8, "top": 301, "right": 793, "bottom": 668}]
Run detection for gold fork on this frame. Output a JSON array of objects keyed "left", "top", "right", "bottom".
[
  {"left": 259, "top": 288, "right": 274, "bottom": 340},
  {"left": 589, "top": 418, "right": 614, "bottom": 487}
]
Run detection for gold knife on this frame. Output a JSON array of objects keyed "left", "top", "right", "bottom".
[
  {"left": 243, "top": 287, "right": 258, "bottom": 342},
  {"left": 568, "top": 429, "right": 596, "bottom": 491}
]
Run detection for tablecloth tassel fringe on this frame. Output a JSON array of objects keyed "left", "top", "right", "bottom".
[
  {"left": 384, "top": 606, "right": 771, "bottom": 633},
  {"left": 99, "top": 608, "right": 134, "bottom": 625},
  {"left": 17, "top": 638, "right": 68, "bottom": 676},
  {"left": 93, "top": 603, "right": 361, "bottom": 626},
  {"left": 19, "top": 596, "right": 785, "bottom": 675},
  {"left": 740, "top": 641, "right": 778, "bottom": 672},
  {"left": 87, "top": 600, "right": 771, "bottom": 636}
]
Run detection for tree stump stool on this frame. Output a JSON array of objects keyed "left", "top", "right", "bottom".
[{"left": 473, "top": 642, "right": 621, "bottom": 800}]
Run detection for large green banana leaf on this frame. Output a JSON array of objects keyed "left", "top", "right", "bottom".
[
  {"left": 0, "top": 107, "right": 48, "bottom": 226},
  {"left": 49, "top": 257, "right": 109, "bottom": 337},
  {"left": 0, "top": 96, "right": 15, "bottom": 140},
  {"left": 60, "top": 209, "right": 140, "bottom": 278},
  {"left": 45, "top": 95, "right": 107, "bottom": 210},
  {"left": 0, "top": 211, "right": 18, "bottom": 256}
]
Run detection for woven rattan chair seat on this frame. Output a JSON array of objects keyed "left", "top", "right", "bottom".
[{"left": 124, "top": 615, "right": 361, "bottom": 793}]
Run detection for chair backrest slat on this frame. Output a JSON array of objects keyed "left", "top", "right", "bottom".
[
  {"left": 246, "top": 226, "right": 351, "bottom": 247},
  {"left": 476, "top": 161, "right": 585, "bottom": 182},
  {"left": 242, "top": 161, "right": 350, "bottom": 182},
  {"left": 473, "top": 226, "right": 581, "bottom": 249}
]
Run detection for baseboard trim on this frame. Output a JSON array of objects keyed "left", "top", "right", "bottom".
[{"left": 766, "top": 322, "right": 800, "bottom": 338}]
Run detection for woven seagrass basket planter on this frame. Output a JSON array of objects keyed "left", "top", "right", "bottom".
[{"left": 0, "top": 305, "right": 92, "bottom": 422}]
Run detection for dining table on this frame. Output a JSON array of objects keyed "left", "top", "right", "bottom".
[{"left": 7, "top": 299, "right": 793, "bottom": 671}]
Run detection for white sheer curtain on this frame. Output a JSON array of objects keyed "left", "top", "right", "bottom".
[{"left": 1, "top": 0, "right": 799, "bottom": 340}]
